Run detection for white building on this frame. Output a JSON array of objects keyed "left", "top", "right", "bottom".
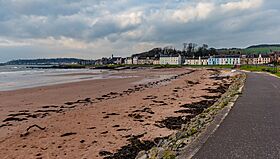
[
  {"left": 253, "top": 54, "right": 271, "bottom": 64},
  {"left": 125, "top": 57, "right": 133, "bottom": 64},
  {"left": 137, "top": 57, "right": 154, "bottom": 65},
  {"left": 153, "top": 59, "right": 160, "bottom": 65},
  {"left": 132, "top": 56, "right": 138, "bottom": 65},
  {"left": 185, "top": 57, "right": 208, "bottom": 65},
  {"left": 208, "top": 55, "right": 241, "bottom": 65},
  {"left": 160, "top": 54, "right": 183, "bottom": 65}
]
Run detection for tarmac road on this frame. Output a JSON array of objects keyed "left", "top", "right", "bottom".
[{"left": 192, "top": 72, "right": 280, "bottom": 159}]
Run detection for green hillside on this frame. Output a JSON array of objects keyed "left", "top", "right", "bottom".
[
  {"left": 217, "top": 44, "right": 280, "bottom": 55},
  {"left": 243, "top": 44, "right": 280, "bottom": 54}
]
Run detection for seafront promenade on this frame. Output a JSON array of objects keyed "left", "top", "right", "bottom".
[{"left": 191, "top": 72, "right": 280, "bottom": 158}]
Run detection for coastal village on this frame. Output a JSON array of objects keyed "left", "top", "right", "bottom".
[{"left": 84, "top": 50, "right": 280, "bottom": 66}]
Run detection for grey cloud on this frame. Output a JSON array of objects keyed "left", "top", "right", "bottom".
[{"left": 1, "top": 0, "right": 280, "bottom": 61}]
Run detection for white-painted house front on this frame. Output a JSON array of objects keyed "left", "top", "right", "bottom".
[
  {"left": 208, "top": 55, "right": 241, "bottom": 65},
  {"left": 160, "top": 54, "right": 183, "bottom": 65},
  {"left": 153, "top": 59, "right": 160, "bottom": 65},
  {"left": 185, "top": 56, "right": 208, "bottom": 65},
  {"left": 125, "top": 57, "right": 133, "bottom": 64},
  {"left": 132, "top": 56, "right": 138, "bottom": 65},
  {"left": 218, "top": 55, "right": 241, "bottom": 65},
  {"left": 252, "top": 54, "right": 271, "bottom": 64}
]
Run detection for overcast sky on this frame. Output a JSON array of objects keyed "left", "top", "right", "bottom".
[{"left": 0, "top": 0, "right": 279, "bottom": 62}]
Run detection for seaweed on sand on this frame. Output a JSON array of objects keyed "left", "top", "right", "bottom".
[
  {"left": 155, "top": 115, "right": 195, "bottom": 130},
  {"left": 133, "top": 107, "right": 155, "bottom": 115},
  {"left": 156, "top": 99, "right": 218, "bottom": 130},
  {"left": 102, "top": 134, "right": 164, "bottom": 159},
  {"left": 3, "top": 117, "right": 28, "bottom": 122},
  {"left": 180, "top": 100, "right": 216, "bottom": 109},
  {"left": 202, "top": 84, "right": 229, "bottom": 94},
  {"left": 60, "top": 132, "right": 77, "bottom": 137},
  {"left": 201, "top": 95, "right": 221, "bottom": 100},
  {"left": 128, "top": 113, "right": 143, "bottom": 119},
  {"left": 174, "top": 108, "right": 204, "bottom": 115}
]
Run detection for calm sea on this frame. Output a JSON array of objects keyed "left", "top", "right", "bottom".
[{"left": 0, "top": 65, "right": 119, "bottom": 91}]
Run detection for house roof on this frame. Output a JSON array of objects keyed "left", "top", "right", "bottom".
[
  {"left": 137, "top": 56, "right": 158, "bottom": 60},
  {"left": 187, "top": 56, "right": 209, "bottom": 60},
  {"left": 246, "top": 54, "right": 270, "bottom": 58},
  {"left": 160, "top": 54, "right": 181, "bottom": 57},
  {"left": 211, "top": 55, "right": 241, "bottom": 58}
]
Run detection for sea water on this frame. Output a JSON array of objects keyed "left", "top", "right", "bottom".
[{"left": 0, "top": 65, "right": 122, "bottom": 91}]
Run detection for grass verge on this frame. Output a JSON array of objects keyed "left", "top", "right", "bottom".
[{"left": 240, "top": 65, "right": 280, "bottom": 77}]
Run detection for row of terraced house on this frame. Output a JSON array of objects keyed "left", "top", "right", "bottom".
[
  {"left": 186, "top": 54, "right": 272, "bottom": 65},
  {"left": 124, "top": 53, "right": 277, "bottom": 66}
]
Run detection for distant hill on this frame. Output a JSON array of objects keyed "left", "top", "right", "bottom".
[
  {"left": 244, "top": 44, "right": 280, "bottom": 54},
  {"left": 6, "top": 58, "right": 84, "bottom": 65},
  {"left": 132, "top": 48, "right": 181, "bottom": 58},
  {"left": 132, "top": 47, "right": 186, "bottom": 58},
  {"left": 216, "top": 44, "right": 280, "bottom": 55},
  {"left": 247, "top": 44, "right": 280, "bottom": 49},
  {"left": 132, "top": 48, "right": 164, "bottom": 58}
]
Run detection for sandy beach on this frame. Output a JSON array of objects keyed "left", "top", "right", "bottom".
[{"left": 0, "top": 68, "right": 236, "bottom": 159}]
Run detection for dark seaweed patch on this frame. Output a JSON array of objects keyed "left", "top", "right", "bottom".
[
  {"left": 3, "top": 117, "right": 28, "bottom": 122},
  {"left": 180, "top": 100, "right": 215, "bottom": 109},
  {"left": 42, "top": 105, "right": 59, "bottom": 109},
  {"left": 202, "top": 84, "right": 229, "bottom": 94},
  {"left": 152, "top": 100, "right": 165, "bottom": 104},
  {"left": 109, "top": 92, "right": 118, "bottom": 95},
  {"left": 133, "top": 119, "right": 144, "bottom": 122},
  {"left": 35, "top": 109, "right": 63, "bottom": 113},
  {"left": 64, "top": 102, "right": 75, "bottom": 105},
  {"left": 101, "top": 131, "right": 108, "bottom": 134},
  {"left": 175, "top": 108, "right": 204, "bottom": 115},
  {"left": 60, "top": 132, "right": 77, "bottom": 137},
  {"left": 186, "top": 80, "right": 200, "bottom": 85},
  {"left": 116, "top": 128, "right": 131, "bottom": 132},
  {"left": 201, "top": 95, "right": 221, "bottom": 100},
  {"left": 210, "top": 76, "right": 230, "bottom": 80},
  {"left": 143, "top": 95, "right": 157, "bottom": 100},
  {"left": 128, "top": 113, "right": 143, "bottom": 119},
  {"left": 0, "top": 123, "right": 13, "bottom": 128},
  {"left": 99, "top": 151, "right": 113, "bottom": 157},
  {"left": 106, "top": 113, "right": 120, "bottom": 116},
  {"left": 64, "top": 98, "right": 91, "bottom": 106},
  {"left": 133, "top": 108, "right": 154, "bottom": 115},
  {"left": 103, "top": 134, "right": 160, "bottom": 159},
  {"left": 155, "top": 115, "right": 194, "bottom": 130},
  {"left": 8, "top": 112, "right": 30, "bottom": 117}
]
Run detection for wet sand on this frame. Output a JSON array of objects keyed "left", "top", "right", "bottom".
[{"left": 0, "top": 68, "right": 236, "bottom": 159}]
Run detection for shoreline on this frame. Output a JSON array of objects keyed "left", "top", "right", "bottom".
[
  {"left": 0, "top": 68, "right": 238, "bottom": 159},
  {"left": 0, "top": 68, "right": 119, "bottom": 92}
]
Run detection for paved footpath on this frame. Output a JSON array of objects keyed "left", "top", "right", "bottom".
[{"left": 193, "top": 72, "right": 280, "bottom": 159}]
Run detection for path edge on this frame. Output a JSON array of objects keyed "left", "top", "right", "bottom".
[{"left": 177, "top": 73, "right": 246, "bottom": 159}]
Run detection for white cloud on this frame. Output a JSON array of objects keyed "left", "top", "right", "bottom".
[
  {"left": 0, "top": 38, "right": 31, "bottom": 47},
  {"left": 221, "top": 0, "right": 263, "bottom": 11},
  {"left": 172, "top": 2, "right": 215, "bottom": 23},
  {"left": 2, "top": 0, "right": 280, "bottom": 62},
  {"left": 115, "top": 11, "right": 143, "bottom": 28}
]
